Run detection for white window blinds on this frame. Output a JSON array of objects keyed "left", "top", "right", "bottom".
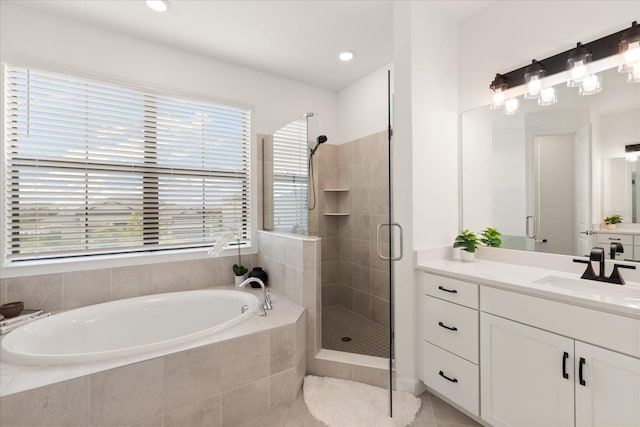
[
  {"left": 4, "top": 65, "right": 251, "bottom": 261},
  {"left": 272, "top": 117, "right": 308, "bottom": 234}
]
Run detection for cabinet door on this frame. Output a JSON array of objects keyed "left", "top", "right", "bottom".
[
  {"left": 575, "top": 341, "right": 640, "bottom": 427},
  {"left": 481, "top": 313, "right": 574, "bottom": 427}
]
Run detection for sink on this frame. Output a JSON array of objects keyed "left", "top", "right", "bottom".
[{"left": 532, "top": 275, "right": 594, "bottom": 290}]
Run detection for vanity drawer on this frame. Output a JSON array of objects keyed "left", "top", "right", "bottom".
[
  {"left": 596, "top": 233, "right": 633, "bottom": 246},
  {"left": 423, "top": 296, "right": 478, "bottom": 363},
  {"left": 421, "top": 341, "right": 479, "bottom": 416},
  {"left": 421, "top": 273, "right": 478, "bottom": 309}
]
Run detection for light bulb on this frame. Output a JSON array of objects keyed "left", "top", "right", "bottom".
[
  {"left": 579, "top": 74, "right": 601, "bottom": 96},
  {"left": 626, "top": 153, "right": 639, "bottom": 162},
  {"left": 569, "top": 60, "right": 587, "bottom": 86},
  {"left": 624, "top": 41, "right": 640, "bottom": 67},
  {"left": 525, "top": 76, "right": 542, "bottom": 99},
  {"left": 491, "top": 90, "right": 505, "bottom": 110},
  {"left": 538, "top": 87, "right": 557, "bottom": 106},
  {"left": 504, "top": 98, "right": 519, "bottom": 115},
  {"left": 146, "top": 0, "right": 169, "bottom": 12}
]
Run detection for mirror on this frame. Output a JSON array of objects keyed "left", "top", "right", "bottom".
[{"left": 462, "top": 66, "right": 640, "bottom": 256}]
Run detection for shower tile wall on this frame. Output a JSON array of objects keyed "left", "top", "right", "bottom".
[{"left": 319, "top": 130, "right": 389, "bottom": 327}]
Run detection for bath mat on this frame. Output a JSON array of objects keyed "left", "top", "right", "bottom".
[{"left": 303, "top": 375, "right": 421, "bottom": 427}]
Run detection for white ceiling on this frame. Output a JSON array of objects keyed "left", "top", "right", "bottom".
[{"left": 12, "top": 0, "right": 494, "bottom": 91}]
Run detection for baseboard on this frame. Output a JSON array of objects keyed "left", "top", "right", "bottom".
[{"left": 395, "top": 376, "right": 425, "bottom": 395}]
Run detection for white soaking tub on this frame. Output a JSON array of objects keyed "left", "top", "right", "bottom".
[{"left": 0, "top": 289, "right": 259, "bottom": 366}]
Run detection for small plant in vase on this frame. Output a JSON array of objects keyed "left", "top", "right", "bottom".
[
  {"left": 480, "top": 227, "right": 502, "bottom": 248},
  {"left": 453, "top": 229, "right": 479, "bottom": 261},
  {"left": 208, "top": 228, "right": 248, "bottom": 286},
  {"left": 603, "top": 214, "right": 622, "bottom": 230}
]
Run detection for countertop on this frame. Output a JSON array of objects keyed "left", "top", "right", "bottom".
[{"left": 416, "top": 256, "right": 640, "bottom": 319}]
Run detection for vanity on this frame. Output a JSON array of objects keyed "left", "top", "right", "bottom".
[
  {"left": 593, "top": 230, "right": 640, "bottom": 261},
  {"left": 415, "top": 249, "right": 640, "bottom": 427}
]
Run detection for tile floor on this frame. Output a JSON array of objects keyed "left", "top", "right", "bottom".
[
  {"left": 238, "top": 389, "right": 481, "bottom": 427},
  {"left": 322, "top": 305, "right": 390, "bottom": 358}
]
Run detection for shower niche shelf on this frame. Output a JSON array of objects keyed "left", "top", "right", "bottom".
[{"left": 323, "top": 188, "right": 349, "bottom": 216}]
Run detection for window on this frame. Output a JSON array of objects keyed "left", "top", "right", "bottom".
[
  {"left": 272, "top": 117, "right": 308, "bottom": 234},
  {"left": 3, "top": 65, "right": 251, "bottom": 262}
]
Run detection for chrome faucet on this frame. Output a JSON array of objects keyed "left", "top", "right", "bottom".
[
  {"left": 573, "top": 247, "right": 636, "bottom": 285},
  {"left": 237, "top": 277, "right": 272, "bottom": 316}
]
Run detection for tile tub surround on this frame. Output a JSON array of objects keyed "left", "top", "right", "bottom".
[
  {"left": 0, "top": 286, "right": 305, "bottom": 427},
  {"left": 0, "top": 254, "right": 257, "bottom": 313},
  {"left": 257, "top": 231, "right": 322, "bottom": 359}
]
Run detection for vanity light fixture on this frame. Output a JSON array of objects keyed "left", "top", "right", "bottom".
[
  {"left": 524, "top": 60, "right": 545, "bottom": 99},
  {"left": 625, "top": 143, "right": 640, "bottom": 162},
  {"left": 489, "top": 74, "right": 508, "bottom": 110},
  {"left": 488, "top": 22, "right": 639, "bottom": 112},
  {"left": 146, "top": 0, "right": 170, "bottom": 13},
  {"left": 339, "top": 51, "right": 354, "bottom": 62}
]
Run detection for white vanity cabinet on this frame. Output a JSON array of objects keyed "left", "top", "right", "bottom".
[
  {"left": 480, "top": 287, "right": 640, "bottom": 427},
  {"left": 418, "top": 273, "right": 480, "bottom": 416}
]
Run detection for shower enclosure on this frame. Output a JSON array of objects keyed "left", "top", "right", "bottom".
[{"left": 262, "top": 71, "right": 397, "bottom": 414}]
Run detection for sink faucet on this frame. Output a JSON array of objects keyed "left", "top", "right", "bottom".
[
  {"left": 237, "top": 277, "right": 272, "bottom": 316},
  {"left": 610, "top": 242, "right": 624, "bottom": 260},
  {"left": 573, "top": 247, "right": 636, "bottom": 285}
]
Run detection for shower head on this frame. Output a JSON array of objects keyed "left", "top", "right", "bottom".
[{"left": 310, "top": 135, "right": 328, "bottom": 157}]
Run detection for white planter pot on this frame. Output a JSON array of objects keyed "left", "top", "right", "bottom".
[
  {"left": 606, "top": 224, "right": 617, "bottom": 230},
  {"left": 234, "top": 275, "right": 246, "bottom": 287},
  {"left": 460, "top": 250, "right": 475, "bottom": 262}
]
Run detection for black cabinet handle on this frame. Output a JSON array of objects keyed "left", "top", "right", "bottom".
[
  {"left": 438, "top": 370, "right": 458, "bottom": 383},
  {"left": 438, "top": 321, "right": 458, "bottom": 331},
  {"left": 438, "top": 285, "right": 457, "bottom": 294},
  {"left": 562, "top": 352, "right": 569, "bottom": 379},
  {"left": 579, "top": 357, "right": 586, "bottom": 386},
  {"left": 608, "top": 237, "right": 622, "bottom": 241}
]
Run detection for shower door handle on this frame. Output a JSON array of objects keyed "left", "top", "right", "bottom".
[
  {"left": 377, "top": 223, "right": 403, "bottom": 261},
  {"left": 526, "top": 216, "right": 536, "bottom": 239}
]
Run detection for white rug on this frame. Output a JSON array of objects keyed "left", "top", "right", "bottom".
[{"left": 303, "top": 375, "right": 421, "bottom": 427}]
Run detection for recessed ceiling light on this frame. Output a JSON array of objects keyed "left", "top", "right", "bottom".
[
  {"left": 339, "top": 51, "right": 354, "bottom": 62},
  {"left": 146, "top": 0, "right": 170, "bottom": 13}
]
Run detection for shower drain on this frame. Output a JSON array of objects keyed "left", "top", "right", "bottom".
[{"left": 341, "top": 336, "right": 352, "bottom": 342}]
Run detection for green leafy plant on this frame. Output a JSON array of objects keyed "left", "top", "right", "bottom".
[
  {"left": 453, "top": 229, "right": 479, "bottom": 253},
  {"left": 233, "top": 263, "right": 248, "bottom": 276},
  {"left": 480, "top": 227, "right": 502, "bottom": 248},
  {"left": 603, "top": 214, "right": 622, "bottom": 225}
]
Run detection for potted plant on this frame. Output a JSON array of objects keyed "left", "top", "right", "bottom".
[
  {"left": 453, "top": 229, "right": 479, "bottom": 261},
  {"left": 480, "top": 227, "right": 502, "bottom": 248},
  {"left": 603, "top": 214, "right": 622, "bottom": 230}
]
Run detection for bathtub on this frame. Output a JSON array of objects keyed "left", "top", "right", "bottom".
[{"left": 0, "top": 289, "right": 259, "bottom": 366}]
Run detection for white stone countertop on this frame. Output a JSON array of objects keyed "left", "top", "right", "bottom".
[
  {"left": 0, "top": 285, "right": 304, "bottom": 397},
  {"left": 416, "top": 249, "right": 640, "bottom": 319}
]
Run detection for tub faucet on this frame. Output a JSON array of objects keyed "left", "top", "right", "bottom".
[{"left": 237, "top": 277, "right": 272, "bottom": 316}]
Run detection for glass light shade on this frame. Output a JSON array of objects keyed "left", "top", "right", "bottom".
[
  {"left": 538, "top": 87, "right": 557, "bottom": 106},
  {"left": 490, "top": 89, "right": 505, "bottom": 110},
  {"left": 626, "top": 153, "right": 639, "bottom": 162},
  {"left": 568, "top": 60, "right": 589, "bottom": 87},
  {"left": 525, "top": 76, "right": 542, "bottom": 99},
  {"left": 504, "top": 98, "right": 519, "bottom": 115},
  {"left": 619, "top": 22, "right": 640, "bottom": 73},
  {"left": 579, "top": 74, "right": 601, "bottom": 96}
]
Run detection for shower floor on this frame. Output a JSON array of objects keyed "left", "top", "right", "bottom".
[{"left": 322, "top": 305, "right": 390, "bottom": 358}]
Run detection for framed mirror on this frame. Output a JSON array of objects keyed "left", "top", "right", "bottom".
[{"left": 461, "top": 66, "right": 640, "bottom": 257}]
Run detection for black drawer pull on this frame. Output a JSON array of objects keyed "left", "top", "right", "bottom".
[
  {"left": 438, "top": 321, "right": 458, "bottom": 331},
  {"left": 438, "top": 285, "right": 457, "bottom": 294},
  {"left": 562, "top": 352, "right": 569, "bottom": 379},
  {"left": 608, "top": 237, "right": 621, "bottom": 241},
  {"left": 579, "top": 357, "right": 586, "bottom": 386},
  {"left": 439, "top": 370, "right": 458, "bottom": 383}
]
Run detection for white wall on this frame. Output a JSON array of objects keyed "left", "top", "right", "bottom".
[
  {"left": 392, "top": 0, "right": 459, "bottom": 393},
  {"left": 459, "top": 1, "right": 640, "bottom": 112},
  {"left": 601, "top": 108, "right": 640, "bottom": 158},
  {"left": 337, "top": 63, "right": 392, "bottom": 144},
  {"left": 0, "top": 2, "right": 338, "bottom": 139}
]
